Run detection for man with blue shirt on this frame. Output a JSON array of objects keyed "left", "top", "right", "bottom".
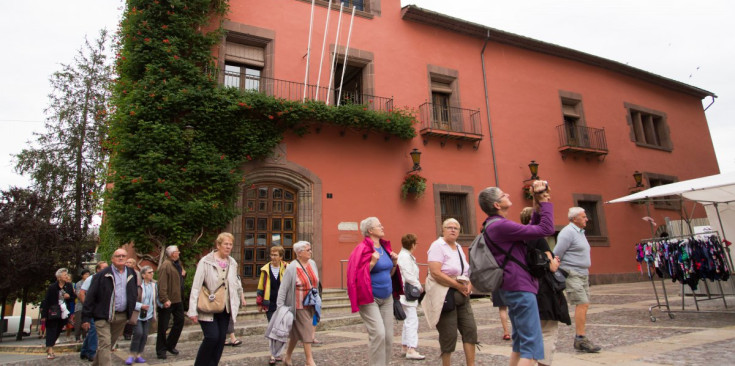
[
  {"left": 554, "top": 207, "right": 601, "bottom": 353},
  {"left": 82, "top": 249, "right": 138, "bottom": 366}
]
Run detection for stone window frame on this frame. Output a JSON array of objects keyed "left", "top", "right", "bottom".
[
  {"left": 559, "top": 90, "right": 586, "bottom": 127},
  {"left": 330, "top": 46, "right": 374, "bottom": 105},
  {"left": 644, "top": 172, "right": 680, "bottom": 211},
  {"left": 571, "top": 193, "right": 609, "bottom": 247},
  {"left": 432, "top": 184, "right": 476, "bottom": 243},
  {"left": 427, "top": 65, "right": 461, "bottom": 110},
  {"left": 218, "top": 22, "right": 276, "bottom": 84},
  {"left": 624, "top": 102, "right": 673, "bottom": 152}
]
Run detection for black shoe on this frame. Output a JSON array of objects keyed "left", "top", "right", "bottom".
[
  {"left": 157, "top": 353, "right": 167, "bottom": 360},
  {"left": 124, "top": 335, "right": 132, "bottom": 340},
  {"left": 168, "top": 348, "right": 180, "bottom": 355}
]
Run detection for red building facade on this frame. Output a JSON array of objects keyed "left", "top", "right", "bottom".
[{"left": 218, "top": 0, "right": 719, "bottom": 290}]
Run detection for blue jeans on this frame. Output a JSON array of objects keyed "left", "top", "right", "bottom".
[
  {"left": 194, "top": 312, "right": 230, "bottom": 366},
  {"left": 129, "top": 320, "right": 151, "bottom": 354},
  {"left": 80, "top": 319, "right": 97, "bottom": 359},
  {"left": 499, "top": 290, "right": 544, "bottom": 360}
]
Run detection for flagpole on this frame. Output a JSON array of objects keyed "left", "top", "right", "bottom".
[
  {"left": 302, "top": 0, "right": 316, "bottom": 102},
  {"left": 337, "top": 6, "right": 356, "bottom": 106}
]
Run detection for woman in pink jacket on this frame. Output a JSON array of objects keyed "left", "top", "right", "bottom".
[{"left": 346, "top": 216, "right": 403, "bottom": 366}]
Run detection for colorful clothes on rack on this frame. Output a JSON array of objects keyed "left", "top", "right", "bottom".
[{"left": 635, "top": 235, "right": 730, "bottom": 291}]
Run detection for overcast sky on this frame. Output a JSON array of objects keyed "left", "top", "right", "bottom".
[{"left": 1, "top": 0, "right": 733, "bottom": 191}]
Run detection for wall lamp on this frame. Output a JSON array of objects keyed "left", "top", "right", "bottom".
[
  {"left": 408, "top": 148, "right": 422, "bottom": 173},
  {"left": 633, "top": 170, "right": 643, "bottom": 187},
  {"left": 528, "top": 160, "right": 539, "bottom": 180}
]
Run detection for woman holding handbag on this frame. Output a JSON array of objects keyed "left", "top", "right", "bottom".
[
  {"left": 126, "top": 266, "right": 158, "bottom": 365},
  {"left": 41, "top": 268, "right": 76, "bottom": 360},
  {"left": 423, "top": 219, "right": 477, "bottom": 366},
  {"left": 397, "top": 233, "right": 426, "bottom": 360},
  {"left": 276, "top": 241, "right": 320, "bottom": 366},
  {"left": 188, "top": 233, "right": 242, "bottom": 366}
]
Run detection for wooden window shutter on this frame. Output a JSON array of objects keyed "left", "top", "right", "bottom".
[{"left": 431, "top": 81, "right": 452, "bottom": 94}]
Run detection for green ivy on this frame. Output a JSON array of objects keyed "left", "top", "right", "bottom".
[{"left": 103, "top": 0, "right": 416, "bottom": 263}]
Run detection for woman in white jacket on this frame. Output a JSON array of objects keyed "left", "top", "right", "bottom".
[
  {"left": 188, "top": 233, "right": 245, "bottom": 366},
  {"left": 397, "top": 234, "right": 426, "bottom": 360}
]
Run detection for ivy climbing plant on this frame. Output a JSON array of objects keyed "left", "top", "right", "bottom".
[{"left": 102, "top": 0, "right": 417, "bottom": 265}]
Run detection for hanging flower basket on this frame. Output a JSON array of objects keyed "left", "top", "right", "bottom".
[
  {"left": 401, "top": 173, "right": 427, "bottom": 199},
  {"left": 522, "top": 184, "right": 533, "bottom": 200}
]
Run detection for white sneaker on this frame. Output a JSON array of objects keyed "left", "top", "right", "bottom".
[{"left": 406, "top": 349, "right": 425, "bottom": 360}]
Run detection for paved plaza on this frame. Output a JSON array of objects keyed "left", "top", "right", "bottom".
[{"left": 2, "top": 281, "right": 735, "bottom": 365}]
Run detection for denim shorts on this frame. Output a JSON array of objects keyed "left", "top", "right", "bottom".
[
  {"left": 499, "top": 290, "right": 544, "bottom": 360},
  {"left": 564, "top": 270, "right": 590, "bottom": 305}
]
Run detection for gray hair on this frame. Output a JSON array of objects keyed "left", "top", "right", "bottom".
[
  {"left": 139, "top": 265, "right": 154, "bottom": 275},
  {"left": 293, "top": 241, "right": 311, "bottom": 254},
  {"left": 360, "top": 217, "right": 380, "bottom": 237},
  {"left": 55, "top": 268, "right": 68, "bottom": 279},
  {"left": 568, "top": 207, "right": 585, "bottom": 221},
  {"left": 479, "top": 187, "right": 503, "bottom": 216},
  {"left": 442, "top": 218, "right": 460, "bottom": 230},
  {"left": 165, "top": 245, "right": 178, "bottom": 257}
]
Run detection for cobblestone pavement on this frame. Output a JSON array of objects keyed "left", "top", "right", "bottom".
[{"left": 2, "top": 281, "right": 735, "bottom": 365}]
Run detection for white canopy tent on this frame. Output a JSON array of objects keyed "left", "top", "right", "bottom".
[{"left": 607, "top": 171, "right": 735, "bottom": 242}]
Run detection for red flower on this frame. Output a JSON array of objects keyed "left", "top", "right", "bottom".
[
  {"left": 173, "top": 55, "right": 179, "bottom": 60},
  {"left": 220, "top": 154, "right": 225, "bottom": 160},
  {"left": 163, "top": 39, "right": 170, "bottom": 44},
  {"left": 164, "top": 191, "right": 171, "bottom": 199},
  {"left": 129, "top": 111, "right": 136, "bottom": 116},
  {"left": 161, "top": 25, "right": 168, "bottom": 29},
  {"left": 238, "top": 102, "right": 245, "bottom": 107},
  {"left": 144, "top": 38, "right": 151, "bottom": 43},
  {"left": 363, "top": 107, "right": 367, "bottom": 111},
  {"left": 246, "top": 155, "right": 252, "bottom": 161},
  {"left": 268, "top": 115, "right": 274, "bottom": 120}
]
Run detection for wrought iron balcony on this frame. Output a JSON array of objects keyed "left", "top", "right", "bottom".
[
  {"left": 220, "top": 68, "right": 393, "bottom": 112},
  {"left": 417, "top": 102, "right": 482, "bottom": 148},
  {"left": 556, "top": 124, "right": 608, "bottom": 160}
]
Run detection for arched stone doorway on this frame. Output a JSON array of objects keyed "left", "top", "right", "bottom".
[{"left": 228, "top": 159, "right": 322, "bottom": 291}]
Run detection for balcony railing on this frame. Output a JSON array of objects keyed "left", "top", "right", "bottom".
[
  {"left": 221, "top": 68, "right": 393, "bottom": 112},
  {"left": 556, "top": 124, "right": 608, "bottom": 159},
  {"left": 417, "top": 102, "right": 482, "bottom": 148}
]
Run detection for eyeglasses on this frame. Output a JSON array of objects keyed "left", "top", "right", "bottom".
[
  {"left": 113, "top": 254, "right": 127, "bottom": 258},
  {"left": 444, "top": 227, "right": 460, "bottom": 231}
]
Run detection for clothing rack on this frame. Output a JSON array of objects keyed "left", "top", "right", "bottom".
[{"left": 637, "top": 231, "right": 730, "bottom": 322}]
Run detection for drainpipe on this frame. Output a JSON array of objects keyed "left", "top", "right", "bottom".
[
  {"left": 704, "top": 95, "right": 716, "bottom": 111},
  {"left": 481, "top": 29, "right": 499, "bottom": 186}
]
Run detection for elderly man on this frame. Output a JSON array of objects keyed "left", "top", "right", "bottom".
[
  {"left": 82, "top": 249, "right": 138, "bottom": 366},
  {"left": 553, "top": 207, "right": 601, "bottom": 353},
  {"left": 156, "top": 245, "right": 186, "bottom": 360}
]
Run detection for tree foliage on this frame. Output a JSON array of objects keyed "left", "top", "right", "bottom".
[
  {"left": 0, "top": 188, "right": 74, "bottom": 339},
  {"left": 14, "top": 29, "right": 112, "bottom": 271}
]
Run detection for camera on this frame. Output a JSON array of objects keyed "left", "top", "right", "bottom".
[{"left": 534, "top": 180, "right": 550, "bottom": 194}]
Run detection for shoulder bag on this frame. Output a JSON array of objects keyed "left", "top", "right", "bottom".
[{"left": 197, "top": 263, "right": 228, "bottom": 313}]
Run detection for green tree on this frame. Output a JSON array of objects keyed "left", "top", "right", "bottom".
[
  {"left": 14, "top": 29, "right": 112, "bottom": 272},
  {"left": 0, "top": 188, "right": 73, "bottom": 341}
]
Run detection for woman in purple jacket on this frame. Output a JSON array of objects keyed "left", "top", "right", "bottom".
[{"left": 478, "top": 181, "right": 554, "bottom": 366}]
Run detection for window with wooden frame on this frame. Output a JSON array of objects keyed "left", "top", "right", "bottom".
[
  {"left": 571, "top": 193, "right": 609, "bottom": 246},
  {"left": 646, "top": 173, "right": 680, "bottom": 210},
  {"left": 625, "top": 103, "right": 672, "bottom": 151},
  {"left": 440, "top": 192, "right": 469, "bottom": 235},
  {"left": 241, "top": 184, "right": 297, "bottom": 286},
  {"left": 223, "top": 42, "right": 265, "bottom": 92}
]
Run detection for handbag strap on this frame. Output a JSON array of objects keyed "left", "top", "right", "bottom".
[
  {"left": 296, "top": 260, "right": 314, "bottom": 288},
  {"left": 455, "top": 245, "right": 465, "bottom": 275}
]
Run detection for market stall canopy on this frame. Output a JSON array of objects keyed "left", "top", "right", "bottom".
[{"left": 607, "top": 171, "right": 735, "bottom": 204}]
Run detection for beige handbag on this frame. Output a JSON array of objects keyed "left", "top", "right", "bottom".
[{"left": 196, "top": 264, "right": 228, "bottom": 313}]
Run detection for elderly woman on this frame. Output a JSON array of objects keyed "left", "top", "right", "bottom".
[
  {"left": 188, "top": 233, "right": 242, "bottom": 366},
  {"left": 41, "top": 268, "right": 76, "bottom": 359},
  {"left": 347, "top": 217, "right": 401, "bottom": 366},
  {"left": 397, "top": 233, "right": 426, "bottom": 360},
  {"left": 258, "top": 245, "right": 287, "bottom": 364},
  {"left": 126, "top": 265, "right": 158, "bottom": 365},
  {"left": 422, "top": 218, "right": 477, "bottom": 366},
  {"left": 276, "top": 241, "right": 320, "bottom": 366},
  {"left": 478, "top": 181, "right": 554, "bottom": 366}
]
